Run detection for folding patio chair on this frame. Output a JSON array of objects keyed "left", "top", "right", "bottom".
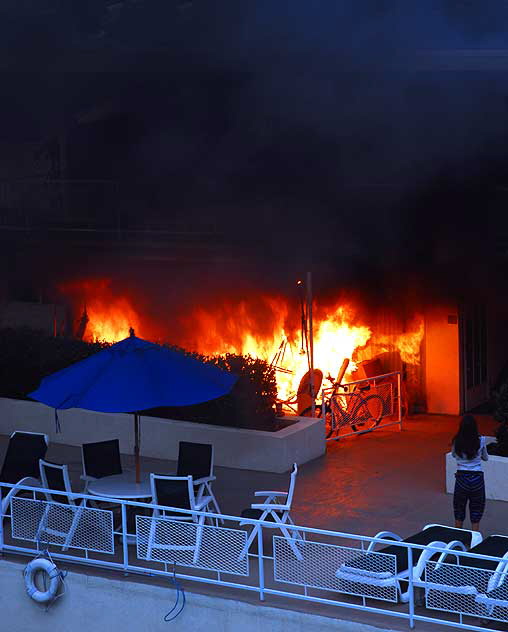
[
  {"left": 81, "top": 439, "right": 123, "bottom": 492},
  {"left": 336, "top": 523, "right": 482, "bottom": 603},
  {"left": 176, "top": 441, "right": 222, "bottom": 521},
  {"left": 145, "top": 474, "right": 212, "bottom": 564},
  {"left": 37, "top": 459, "right": 87, "bottom": 551},
  {"left": 238, "top": 463, "right": 303, "bottom": 561},
  {"left": 422, "top": 534, "right": 508, "bottom": 619},
  {"left": 0, "top": 431, "right": 48, "bottom": 517}
]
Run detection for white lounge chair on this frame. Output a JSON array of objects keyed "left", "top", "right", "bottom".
[{"left": 336, "top": 523, "right": 482, "bottom": 603}]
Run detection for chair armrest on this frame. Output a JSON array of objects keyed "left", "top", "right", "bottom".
[
  {"left": 193, "top": 476, "right": 215, "bottom": 486},
  {"left": 194, "top": 496, "right": 213, "bottom": 511},
  {"left": 367, "top": 531, "right": 402, "bottom": 552},
  {"left": 254, "top": 490, "right": 288, "bottom": 497},
  {"left": 251, "top": 502, "right": 288, "bottom": 511}
]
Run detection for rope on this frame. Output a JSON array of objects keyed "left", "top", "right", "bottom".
[{"left": 164, "top": 563, "right": 186, "bottom": 622}]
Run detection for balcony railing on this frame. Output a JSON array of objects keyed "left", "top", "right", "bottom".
[{"left": 1, "top": 481, "right": 507, "bottom": 632}]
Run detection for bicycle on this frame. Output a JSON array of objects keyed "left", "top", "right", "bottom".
[{"left": 325, "top": 383, "right": 384, "bottom": 439}]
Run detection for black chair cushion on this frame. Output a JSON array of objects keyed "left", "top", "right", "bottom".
[
  {"left": 378, "top": 525, "right": 474, "bottom": 575},
  {"left": 154, "top": 477, "right": 191, "bottom": 513},
  {"left": 83, "top": 439, "right": 122, "bottom": 479},
  {"left": 0, "top": 433, "right": 47, "bottom": 483},
  {"left": 176, "top": 442, "right": 211, "bottom": 480},
  {"left": 460, "top": 536, "right": 508, "bottom": 571}
]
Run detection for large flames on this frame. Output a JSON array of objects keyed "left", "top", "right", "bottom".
[{"left": 60, "top": 278, "right": 424, "bottom": 401}]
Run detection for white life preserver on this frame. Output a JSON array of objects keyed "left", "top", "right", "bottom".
[{"left": 24, "top": 557, "right": 60, "bottom": 603}]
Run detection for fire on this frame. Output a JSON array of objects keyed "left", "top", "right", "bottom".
[
  {"left": 59, "top": 279, "right": 425, "bottom": 404},
  {"left": 59, "top": 279, "right": 144, "bottom": 343},
  {"left": 181, "top": 299, "right": 373, "bottom": 401}
]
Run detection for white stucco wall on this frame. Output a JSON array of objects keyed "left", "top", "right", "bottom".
[
  {"left": 0, "top": 558, "right": 398, "bottom": 632},
  {"left": 445, "top": 438, "right": 508, "bottom": 501},
  {"left": 0, "top": 397, "right": 325, "bottom": 473}
]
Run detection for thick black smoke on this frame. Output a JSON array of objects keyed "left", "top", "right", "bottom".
[{"left": 2, "top": 2, "right": 508, "bottom": 303}]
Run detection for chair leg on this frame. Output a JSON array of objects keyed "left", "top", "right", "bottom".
[
  {"left": 205, "top": 483, "right": 224, "bottom": 525},
  {"left": 35, "top": 503, "right": 51, "bottom": 545},
  {"left": 238, "top": 510, "right": 269, "bottom": 561},
  {"left": 63, "top": 504, "right": 85, "bottom": 552},
  {"left": 286, "top": 515, "right": 304, "bottom": 541},
  {"left": 238, "top": 524, "right": 260, "bottom": 561},
  {"left": 146, "top": 516, "right": 158, "bottom": 560},
  {"left": 192, "top": 516, "right": 205, "bottom": 564},
  {"left": 271, "top": 514, "right": 304, "bottom": 561}
]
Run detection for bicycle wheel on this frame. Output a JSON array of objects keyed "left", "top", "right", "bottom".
[
  {"left": 326, "top": 397, "right": 343, "bottom": 439},
  {"left": 352, "top": 394, "right": 384, "bottom": 434}
]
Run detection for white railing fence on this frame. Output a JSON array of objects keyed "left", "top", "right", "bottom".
[{"left": 1, "top": 481, "right": 507, "bottom": 632}]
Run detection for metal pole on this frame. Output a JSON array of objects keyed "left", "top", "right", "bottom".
[
  {"left": 121, "top": 502, "right": 129, "bottom": 573},
  {"left": 257, "top": 524, "right": 265, "bottom": 601},
  {"left": 0, "top": 486, "right": 4, "bottom": 554},
  {"left": 307, "top": 271, "right": 315, "bottom": 417},
  {"left": 397, "top": 372, "right": 403, "bottom": 431},
  {"left": 134, "top": 413, "right": 141, "bottom": 484},
  {"left": 407, "top": 546, "right": 415, "bottom": 629}
]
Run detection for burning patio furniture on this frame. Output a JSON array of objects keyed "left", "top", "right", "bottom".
[
  {"left": 238, "top": 463, "right": 303, "bottom": 561},
  {"left": 142, "top": 474, "right": 212, "bottom": 564},
  {"left": 81, "top": 439, "right": 123, "bottom": 492},
  {"left": 0, "top": 431, "right": 48, "bottom": 519},
  {"left": 335, "top": 524, "right": 482, "bottom": 603},
  {"left": 423, "top": 534, "right": 508, "bottom": 621},
  {"left": 37, "top": 459, "right": 88, "bottom": 551},
  {"left": 176, "top": 441, "right": 222, "bottom": 522}
]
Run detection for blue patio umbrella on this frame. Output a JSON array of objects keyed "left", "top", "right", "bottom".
[{"left": 29, "top": 334, "right": 238, "bottom": 481}]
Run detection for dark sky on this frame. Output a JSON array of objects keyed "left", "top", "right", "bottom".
[{"left": 2, "top": 2, "right": 508, "bottom": 300}]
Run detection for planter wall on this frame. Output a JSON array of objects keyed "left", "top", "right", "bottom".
[
  {"left": 445, "top": 437, "right": 508, "bottom": 501},
  {"left": 0, "top": 397, "right": 325, "bottom": 473}
]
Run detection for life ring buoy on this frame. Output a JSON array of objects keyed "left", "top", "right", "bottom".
[{"left": 24, "top": 557, "right": 60, "bottom": 603}]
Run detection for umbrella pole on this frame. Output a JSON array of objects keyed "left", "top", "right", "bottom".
[{"left": 134, "top": 413, "right": 141, "bottom": 484}]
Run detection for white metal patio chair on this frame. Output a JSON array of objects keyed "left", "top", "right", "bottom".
[
  {"left": 238, "top": 463, "right": 303, "bottom": 561},
  {"left": 0, "top": 431, "right": 48, "bottom": 518},
  {"left": 37, "top": 459, "right": 87, "bottom": 551},
  {"left": 145, "top": 474, "right": 212, "bottom": 564},
  {"left": 336, "top": 523, "right": 482, "bottom": 603},
  {"left": 176, "top": 441, "right": 222, "bottom": 523}
]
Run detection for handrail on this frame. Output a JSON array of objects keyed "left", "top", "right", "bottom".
[{"left": 0, "top": 479, "right": 506, "bottom": 632}]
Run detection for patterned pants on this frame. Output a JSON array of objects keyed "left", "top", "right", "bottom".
[{"left": 453, "top": 471, "right": 486, "bottom": 523}]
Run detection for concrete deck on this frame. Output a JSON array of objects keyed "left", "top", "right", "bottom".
[{"left": 1, "top": 414, "right": 507, "bottom": 631}]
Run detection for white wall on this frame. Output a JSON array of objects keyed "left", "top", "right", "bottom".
[
  {"left": 424, "top": 305, "right": 460, "bottom": 415},
  {"left": 445, "top": 438, "right": 508, "bottom": 502},
  {"left": 0, "top": 398, "right": 325, "bottom": 473},
  {"left": 0, "top": 558, "right": 390, "bottom": 632}
]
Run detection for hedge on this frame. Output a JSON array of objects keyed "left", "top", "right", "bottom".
[{"left": 0, "top": 328, "right": 278, "bottom": 431}]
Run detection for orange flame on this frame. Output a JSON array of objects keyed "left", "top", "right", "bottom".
[
  {"left": 59, "top": 280, "right": 424, "bottom": 402},
  {"left": 59, "top": 279, "right": 144, "bottom": 343}
]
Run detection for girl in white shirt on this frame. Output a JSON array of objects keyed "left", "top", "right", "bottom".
[{"left": 451, "top": 415, "right": 488, "bottom": 532}]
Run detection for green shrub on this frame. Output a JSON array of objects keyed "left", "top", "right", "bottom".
[{"left": 0, "top": 328, "right": 277, "bottom": 430}]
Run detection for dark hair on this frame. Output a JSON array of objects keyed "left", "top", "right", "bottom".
[{"left": 452, "top": 415, "right": 480, "bottom": 460}]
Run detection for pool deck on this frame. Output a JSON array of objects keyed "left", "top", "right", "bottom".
[{"left": 1, "top": 414, "right": 507, "bottom": 631}]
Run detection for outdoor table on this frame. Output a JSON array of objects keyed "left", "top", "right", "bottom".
[
  {"left": 88, "top": 472, "right": 152, "bottom": 544},
  {"left": 87, "top": 471, "right": 151, "bottom": 499}
]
